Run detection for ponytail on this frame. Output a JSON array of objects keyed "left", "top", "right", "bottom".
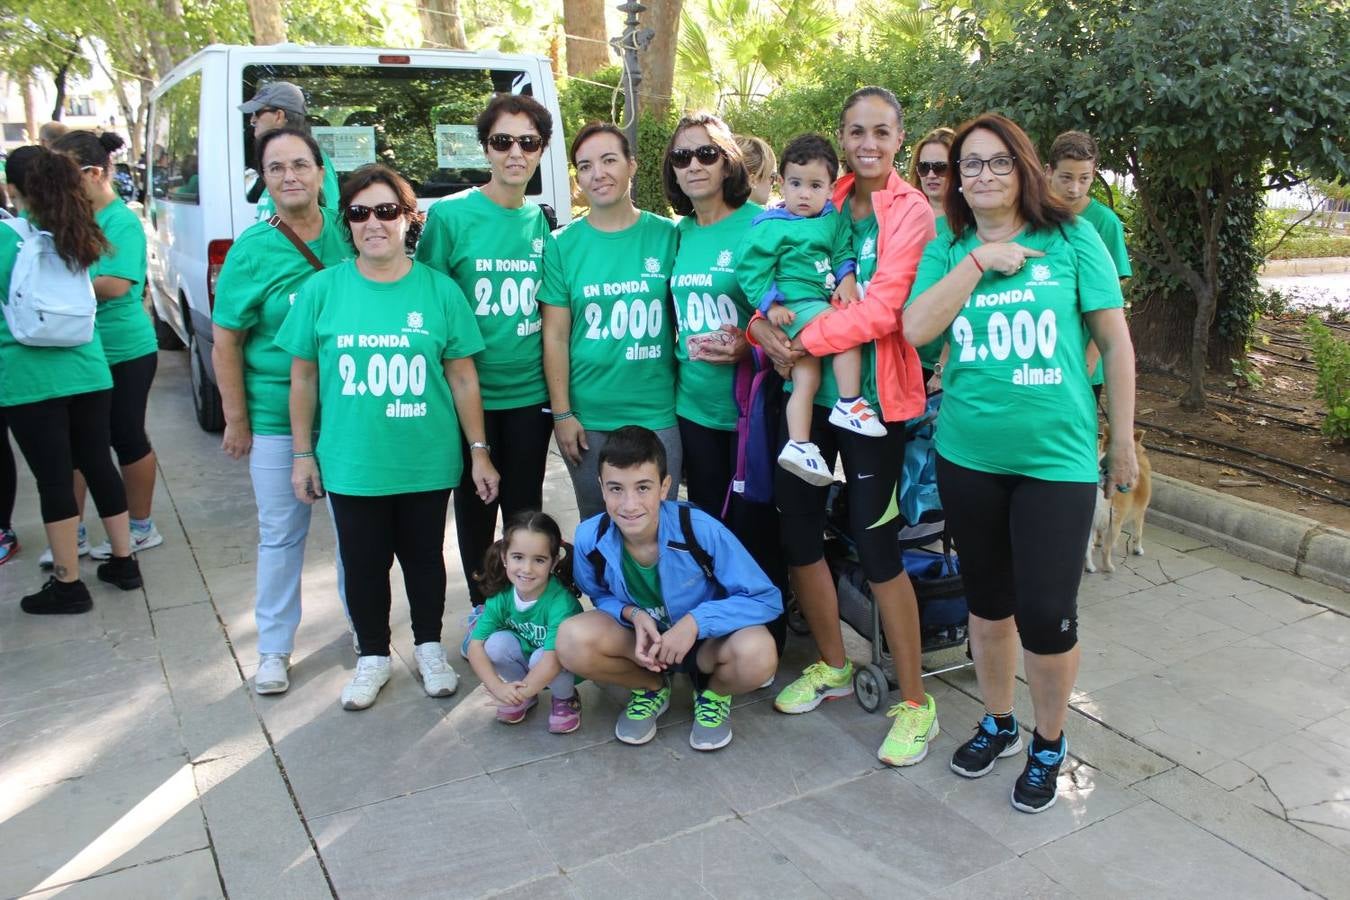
[
  {"left": 473, "top": 510, "right": 567, "bottom": 600},
  {"left": 52, "top": 129, "right": 123, "bottom": 172},
  {"left": 476, "top": 536, "right": 513, "bottom": 598},
  {"left": 23, "top": 148, "right": 108, "bottom": 269}
]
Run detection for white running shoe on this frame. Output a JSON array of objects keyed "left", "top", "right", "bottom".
[
  {"left": 89, "top": 522, "right": 164, "bottom": 560},
  {"left": 414, "top": 642, "right": 459, "bottom": 697},
  {"left": 254, "top": 653, "right": 290, "bottom": 695},
  {"left": 778, "top": 441, "right": 835, "bottom": 486},
  {"left": 39, "top": 525, "right": 90, "bottom": 569},
  {"left": 341, "top": 655, "right": 392, "bottom": 710},
  {"left": 829, "top": 398, "right": 888, "bottom": 437}
]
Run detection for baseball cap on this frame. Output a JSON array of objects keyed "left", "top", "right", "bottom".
[{"left": 239, "top": 82, "right": 307, "bottom": 115}]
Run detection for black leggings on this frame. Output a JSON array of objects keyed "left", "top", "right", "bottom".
[
  {"left": 678, "top": 416, "right": 735, "bottom": 518},
  {"left": 776, "top": 402, "right": 906, "bottom": 584},
  {"left": 4, "top": 390, "right": 128, "bottom": 523},
  {"left": 0, "top": 412, "right": 15, "bottom": 530},
  {"left": 936, "top": 455, "right": 1096, "bottom": 655},
  {"left": 454, "top": 404, "right": 553, "bottom": 607},
  {"left": 330, "top": 488, "right": 451, "bottom": 657},
  {"left": 108, "top": 352, "right": 157, "bottom": 466}
]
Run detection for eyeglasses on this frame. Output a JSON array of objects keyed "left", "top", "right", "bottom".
[
  {"left": 916, "top": 161, "right": 949, "bottom": 177},
  {"left": 345, "top": 203, "right": 405, "bottom": 223},
  {"left": 487, "top": 133, "right": 543, "bottom": 153},
  {"left": 669, "top": 145, "right": 723, "bottom": 169},
  {"left": 263, "top": 159, "right": 317, "bottom": 179},
  {"left": 957, "top": 155, "right": 1017, "bottom": 178}
]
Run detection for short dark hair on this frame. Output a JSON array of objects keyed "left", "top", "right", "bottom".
[
  {"left": 661, "top": 112, "right": 751, "bottom": 217},
  {"left": 570, "top": 122, "right": 632, "bottom": 166},
  {"left": 1048, "top": 130, "right": 1099, "bottom": 168},
  {"left": 256, "top": 127, "right": 323, "bottom": 170},
  {"left": 476, "top": 94, "right": 553, "bottom": 149},
  {"left": 944, "top": 113, "right": 1072, "bottom": 240},
  {"left": 779, "top": 133, "right": 839, "bottom": 180},
  {"left": 338, "top": 164, "right": 425, "bottom": 245},
  {"left": 598, "top": 426, "right": 667, "bottom": 481}
]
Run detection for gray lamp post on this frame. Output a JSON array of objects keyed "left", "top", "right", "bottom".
[{"left": 611, "top": 0, "right": 654, "bottom": 196}]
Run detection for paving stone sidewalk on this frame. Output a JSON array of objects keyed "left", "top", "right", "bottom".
[{"left": 1, "top": 352, "right": 1347, "bottom": 899}]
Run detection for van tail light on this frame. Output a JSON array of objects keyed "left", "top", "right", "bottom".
[
  {"left": 207, "top": 239, "right": 233, "bottom": 310},
  {"left": 378, "top": 54, "right": 411, "bottom": 64}
]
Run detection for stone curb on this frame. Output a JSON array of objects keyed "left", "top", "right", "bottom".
[
  {"left": 1148, "top": 473, "right": 1350, "bottom": 593},
  {"left": 1258, "top": 256, "right": 1350, "bottom": 277}
]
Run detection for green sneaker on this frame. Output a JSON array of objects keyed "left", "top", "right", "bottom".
[
  {"left": 690, "top": 689, "right": 733, "bottom": 751},
  {"left": 614, "top": 681, "right": 671, "bottom": 745},
  {"left": 878, "top": 693, "right": 939, "bottom": 767},
  {"left": 773, "top": 660, "right": 854, "bottom": 714}
]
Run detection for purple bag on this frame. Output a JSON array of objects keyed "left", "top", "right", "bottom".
[{"left": 724, "top": 347, "right": 785, "bottom": 515}]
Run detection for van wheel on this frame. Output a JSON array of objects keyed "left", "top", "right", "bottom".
[
  {"left": 189, "top": 329, "right": 224, "bottom": 432},
  {"left": 154, "top": 305, "right": 184, "bottom": 350}
]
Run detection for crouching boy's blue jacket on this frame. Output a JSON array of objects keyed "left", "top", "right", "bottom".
[{"left": 573, "top": 501, "right": 782, "bottom": 638}]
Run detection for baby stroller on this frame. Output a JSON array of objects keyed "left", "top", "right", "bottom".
[{"left": 792, "top": 391, "right": 970, "bottom": 713}]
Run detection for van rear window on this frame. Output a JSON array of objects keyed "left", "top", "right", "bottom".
[{"left": 242, "top": 64, "right": 541, "bottom": 199}]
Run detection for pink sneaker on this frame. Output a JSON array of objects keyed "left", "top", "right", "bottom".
[
  {"left": 496, "top": 696, "right": 537, "bottom": 724},
  {"left": 548, "top": 695, "right": 582, "bottom": 734}
]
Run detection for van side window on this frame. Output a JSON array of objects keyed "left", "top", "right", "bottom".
[{"left": 150, "top": 73, "right": 202, "bottom": 205}]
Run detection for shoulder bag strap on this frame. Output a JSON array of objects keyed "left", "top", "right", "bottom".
[{"left": 268, "top": 215, "right": 324, "bottom": 272}]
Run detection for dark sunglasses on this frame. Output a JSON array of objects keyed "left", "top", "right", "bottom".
[
  {"left": 916, "top": 161, "right": 949, "bottom": 176},
  {"left": 670, "top": 144, "right": 723, "bottom": 169},
  {"left": 487, "top": 133, "right": 543, "bottom": 153},
  {"left": 345, "top": 203, "right": 405, "bottom": 223}
]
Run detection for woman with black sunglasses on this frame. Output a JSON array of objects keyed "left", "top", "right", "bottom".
[
  {"left": 416, "top": 94, "right": 555, "bottom": 656},
  {"left": 277, "top": 164, "right": 499, "bottom": 711},
  {"left": 907, "top": 127, "right": 955, "bottom": 223},
  {"left": 212, "top": 127, "right": 353, "bottom": 695}
]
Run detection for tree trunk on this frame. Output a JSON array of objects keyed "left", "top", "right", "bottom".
[
  {"left": 563, "top": 0, "right": 611, "bottom": 75},
  {"left": 22, "top": 75, "right": 38, "bottom": 144},
  {"left": 419, "top": 0, "right": 469, "bottom": 49},
  {"left": 247, "top": 0, "right": 288, "bottom": 45},
  {"left": 153, "top": 0, "right": 186, "bottom": 75},
  {"left": 637, "top": 0, "right": 682, "bottom": 116},
  {"left": 51, "top": 61, "right": 70, "bottom": 121}
]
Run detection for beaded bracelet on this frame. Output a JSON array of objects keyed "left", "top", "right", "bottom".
[
  {"left": 292, "top": 451, "right": 315, "bottom": 459},
  {"left": 552, "top": 410, "right": 575, "bottom": 422}
]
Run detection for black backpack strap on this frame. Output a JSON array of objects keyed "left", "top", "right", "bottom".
[
  {"left": 586, "top": 514, "right": 611, "bottom": 592},
  {"left": 674, "top": 504, "right": 725, "bottom": 597}
]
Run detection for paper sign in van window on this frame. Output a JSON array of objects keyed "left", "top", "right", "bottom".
[
  {"left": 436, "top": 125, "right": 487, "bottom": 169},
  {"left": 312, "top": 126, "right": 377, "bottom": 171}
]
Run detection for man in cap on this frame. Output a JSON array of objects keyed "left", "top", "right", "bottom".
[{"left": 239, "top": 81, "right": 340, "bottom": 221}]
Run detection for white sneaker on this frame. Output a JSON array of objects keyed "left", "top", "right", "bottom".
[
  {"left": 778, "top": 441, "right": 835, "bottom": 486},
  {"left": 341, "top": 655, "right": 392, "bottom": 710},
  {"left": 89, "top": 522, "right": 164, "bottom": 560},
  {"left": 829, "top": 398, "right": 888, "bottom": 437},
  {"left": 414, "top": 641, "right": 459, "bottom": 698},
  {"left": 254, "top": 653, "right": 290, "bottom": 695},
  {"left": 39, "top": 526, "right": 90, "bottom": 569}
]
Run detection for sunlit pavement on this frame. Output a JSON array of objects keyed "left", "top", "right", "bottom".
[{"left": 1, "top": 350, "right": 1346, "bottom": 899}]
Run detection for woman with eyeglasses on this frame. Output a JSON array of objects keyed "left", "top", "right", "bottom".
[
  {"left": 416, "top": 94, "right": 556, "bottom": 654},
  {"left": 277, "top": 164, "right": 499, "bottom": 711},
  {"left": 907, "top": 127, "right": 955, "bottom": 222},
  {"left": 49, "top": 131, "right": 161, "bottom": 568},
  {"left": 748, "top": 87, "right": 937, "bottom": 769},
  {"left": 212, "top": 127, "right": 354, "bottom": 695},
  {"left": 540, "top": 123, "right": 679, "bottom": 520},
  {"left": 1, "top": 145, "right": 140, "bottom": 614},
  {"left": 903, "top": 113, "right": 1136, "bottom": 813}
]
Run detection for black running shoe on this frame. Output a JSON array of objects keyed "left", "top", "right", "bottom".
[
  {"left": 21, "top": 577, "right": 93, "bottom": 615},
  {"left": 1012, "top": 732, "right": 1067, "bottom": 814},
  {"left": 951, "top": 713, "right": 1022, "bottom": 778},
  {"left": 97, "top": 555, "right": 143, "bottom": 591}
]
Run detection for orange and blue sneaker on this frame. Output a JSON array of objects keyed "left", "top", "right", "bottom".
[{"left": 0, "top": 528, "right": 18, "bottom": 566}]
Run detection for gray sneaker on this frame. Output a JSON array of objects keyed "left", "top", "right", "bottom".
[
  {"left": 614, "top": 681, "right": 671, "bottom": 745},
  {"left": 254, "top": 653, "right": 290, "bottom": 695},
  {"left": 690, "top": 689, "right": 733, "bottom": 751}
]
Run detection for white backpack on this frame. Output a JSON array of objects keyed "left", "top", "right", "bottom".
[{"left": 1, "top": 213, "right": 97, "bottom": 347}]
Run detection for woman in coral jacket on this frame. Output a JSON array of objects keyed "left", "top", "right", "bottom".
[{"left": 749, "top": 86, "right": 936, "bottom": 767}]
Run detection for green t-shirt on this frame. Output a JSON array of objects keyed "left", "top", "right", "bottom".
[
  {"left": 274, "top": 259, "right": 486, "bottom": 495},
  {"left": 470, "top": 577, "right": 584, "bottom": 655},
  {"left": 538, "top": 211, "right": 677, "bottom": 431},
  {"left": 671, "top": 202, "right": 760, "bottom": 431},
  {"left": 415, "top": 188, "right": 549, "bottom": 410},
  {"left": 1077, "top": 199, "right": 1131, "bottom": 386},
  {"left": 212, "top": 209, "right": 354, "bottom": 434},
  {"left": 255, "top": 149, "right": 341, "bottom": 222},
  {"left": 0, "top": 227, "right": 112, "bottom": 406},
  {"left": 620, "top": 547, "right": 670, "bottom": 628},
  {"left": 736, "top": 206, "right": 854, "bottom": 311},
  {"left": 910, "top": 218, "right": 1124, "bottom": 482},
  {"left": 915, "top": 217, "right": 954, "bottom": 370},
  {"left": 91, "top": 198, "right": 155, "bottom": 366}
]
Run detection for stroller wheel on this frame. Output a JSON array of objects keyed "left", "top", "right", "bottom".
[
  {"left": 785, "top": 598, "right": 811, "bottom": 636},
  {"left": 854, "top": 664, "right": 888, "bottom": 714}
]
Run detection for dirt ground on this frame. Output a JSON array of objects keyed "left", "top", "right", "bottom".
[{"left": 1132, "top": 313, "right": 1350, "bottom": 532}]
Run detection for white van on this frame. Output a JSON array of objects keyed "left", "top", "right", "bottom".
[{"left": 144, "top": 44, "right": 570, "bottom": 431}]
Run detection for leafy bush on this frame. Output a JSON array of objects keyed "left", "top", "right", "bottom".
[
  {"left": 1267, "top": 228, "right": 1350, "bottom": 261},
  {"left": 557, "top": 65, "right": 625, "bottom": 148},
  {"left": 1305, "top": 316, "right": 1350, "bottom": 443}
]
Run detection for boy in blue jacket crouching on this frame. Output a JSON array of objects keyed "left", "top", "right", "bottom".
[{"left": 558, "top": 426, "right": 782, "bottom": 751}]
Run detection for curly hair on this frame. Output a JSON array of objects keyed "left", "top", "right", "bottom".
[
  {"left": 475, "top": 510, "right": 568, "bottom": 599},
  {"left": 15, "top": 148, "right": 108, "bottom": 268},
  {"left": 476, "top": 93, "right": 553, "bottom": 149}
]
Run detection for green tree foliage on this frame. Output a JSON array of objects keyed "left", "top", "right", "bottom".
[
  {"left": 558, "top": 64, "right": 624, "bottom": 144},
  {"left": 933, "top": 0, "right": 1349, "bottom": 408}
]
